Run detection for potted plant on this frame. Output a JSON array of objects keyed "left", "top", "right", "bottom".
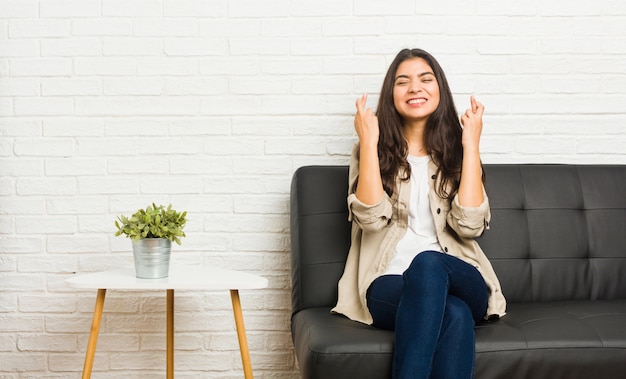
[{"left": 115, "top": 203, "right": 187, "bottom": 279}]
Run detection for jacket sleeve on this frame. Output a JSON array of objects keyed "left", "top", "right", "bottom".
[
  {"left": 446, "top": 187, "right": 491, "bottom": 238},
  {"left": 346, "top": 143, "right": 394, "bottom": 233}
]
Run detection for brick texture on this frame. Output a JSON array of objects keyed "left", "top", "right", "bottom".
[{"left": 1, "top": 0, "right": 625, "bottom": 377}]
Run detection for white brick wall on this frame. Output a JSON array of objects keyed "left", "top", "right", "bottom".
[{"left": 1, "top": 0, "right": 625, "bottom": 377}]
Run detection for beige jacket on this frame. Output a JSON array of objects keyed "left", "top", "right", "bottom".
[{"left": 331, "top": 144, "right": 507, "bottom": 325}]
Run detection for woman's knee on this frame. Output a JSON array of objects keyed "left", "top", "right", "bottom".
[{"left": 405, "top": 251, "right": 446, "bottom": 277}]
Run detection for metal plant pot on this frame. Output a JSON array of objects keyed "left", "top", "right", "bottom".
[{"left": 132, "top": 238, "right": 172, "bottom": 279}]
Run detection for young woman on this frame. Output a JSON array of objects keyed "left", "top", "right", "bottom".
[{"left": 331, "top": 48, "right": 507, "bottom": 379}]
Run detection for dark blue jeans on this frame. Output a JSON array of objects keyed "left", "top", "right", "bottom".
[{"left": 366, "top": 251, "right": 488, "bottom": 379}]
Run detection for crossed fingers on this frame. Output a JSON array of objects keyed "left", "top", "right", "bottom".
[
  {"left": 461, "top": 95, "right": 484, "bottom": 125},
  {"left": 356, "top": 93, "right": 368, "bottom": 115}
]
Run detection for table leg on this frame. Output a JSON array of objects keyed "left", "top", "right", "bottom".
[
  {"left": 230, "top": 289, "right": 254, "bottom": 379},
  {"left": 82, "top": 288, "right": 106, "bottom": 379},
  {"left": 167, "top": 289, "right": 174, "bottom": 379}
]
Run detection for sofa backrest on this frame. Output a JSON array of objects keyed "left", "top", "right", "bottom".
[
  {"left": 290, "top": 166, "right": 351, "bottom": 315},
  {"left": 477, "top": 164, "right": 626, "bottom": 302},
  {"left": 290, "top": 164, "right": 626, "bottom": 314}
]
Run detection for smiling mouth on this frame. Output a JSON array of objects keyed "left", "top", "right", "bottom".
[{"left": 407, "top": 98, "right": 427, "bottom": 105}]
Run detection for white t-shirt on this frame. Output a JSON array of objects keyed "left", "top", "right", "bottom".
[{"left": 383, "top": 155, "right": 443, "bottom": 275}]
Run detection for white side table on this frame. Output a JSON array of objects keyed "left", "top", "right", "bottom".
[{"left": 66, "top": 264, "right": 268, "bottom": 379}]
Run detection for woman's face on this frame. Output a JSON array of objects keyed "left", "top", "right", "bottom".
[{"left": 392, "top": 57, "right": 440, "bottom": 125}]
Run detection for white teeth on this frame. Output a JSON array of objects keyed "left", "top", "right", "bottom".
[{"left": 408, "top": 98, "right": 426, "bottom": 104}]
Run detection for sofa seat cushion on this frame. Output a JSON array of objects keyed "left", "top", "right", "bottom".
[
  {"left": 476, "top": 300, "right": 626, "bottom": 378},
  {"left": 292, "top": 300, "right": 626, "bottom": 379},
  {"left": 291, "top": 307, "right": 393, "bottom": 379}
]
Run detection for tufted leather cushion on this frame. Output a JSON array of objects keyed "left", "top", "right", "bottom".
[
  {"left": 478, "top": 165, "right": 626, "bottom": 303},
  {"left": 290, "top": 165, "right": 626, "bottom": 379}
]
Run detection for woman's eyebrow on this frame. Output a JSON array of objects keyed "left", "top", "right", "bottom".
[{"left": 395, "top": 72, "right": 435, "bottom": 81}]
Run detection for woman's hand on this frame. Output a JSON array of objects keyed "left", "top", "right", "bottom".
[
  {"left": 354, "top": 93, "right": 385, "bottom": 205},
  {"left": 460, "top": 95, "right": 484, "bottom": 153},
  {"left": 354, "top": 93, "right": 380, "bottom": 149},
  {"left": 458, "top": 95, "right": 485, "bottom": 207}
]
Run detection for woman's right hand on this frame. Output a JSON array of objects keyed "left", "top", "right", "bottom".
[
  {"left": 354, "top": 93, "right": 380, "bottom": 148},
  {"left": 354, "top": 93, "right": 385, "bottom": 205}
]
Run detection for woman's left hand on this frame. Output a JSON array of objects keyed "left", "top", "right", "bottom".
[{"left": 460, "top": 95, "right": 484, "bottom": 152}]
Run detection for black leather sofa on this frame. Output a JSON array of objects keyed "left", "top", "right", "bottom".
[{"left": 290, "top": 164, "right": 626, "bottom": 379}]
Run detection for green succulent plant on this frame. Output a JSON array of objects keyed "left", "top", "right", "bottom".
[{"left": 115, "top": 203, "right": 187, "bottom": 245}]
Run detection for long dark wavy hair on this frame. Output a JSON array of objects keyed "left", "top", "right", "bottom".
[{"left": 375, "top": 48, "right": 481, "bottom": 200}]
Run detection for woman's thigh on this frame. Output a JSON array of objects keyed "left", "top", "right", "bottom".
[
  {"left": 408, "top": 251, "right": 488, "bottom": 323},
  {"left": 366, "top": 252, "right": 488, "bottom": 329},
  {"left": 366, "top": 274, "right": 403, "bottom": 330}
]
